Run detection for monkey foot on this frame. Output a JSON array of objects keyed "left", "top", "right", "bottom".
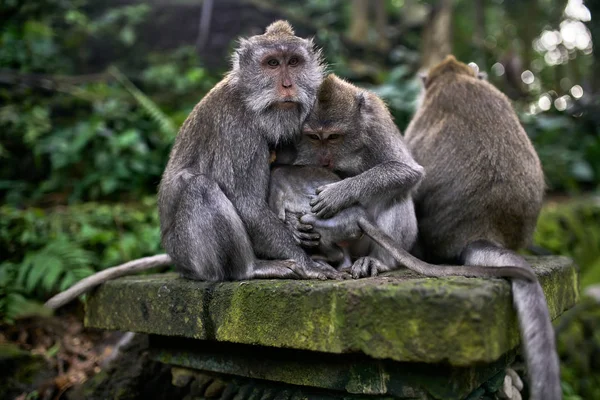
[{"left": 350, "top": 256, "right": 386, "bottom": 279}]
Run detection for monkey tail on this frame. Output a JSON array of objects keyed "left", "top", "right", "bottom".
[
  {"left": 44, "top": 254, "right": 172, "bottom": 310},
  {"left": 460, "top": 240, "right": 561, "bottom": 400},
  {"left": 356, "top": 218, "right": 537, "bottom": 281}
]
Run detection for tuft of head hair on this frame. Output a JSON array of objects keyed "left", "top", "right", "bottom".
[
  {"left": 265, "top": 20, "right": 295, "bottom": 37},
  {"left": 317, "top": 74, "right": 371, "bottom": 115},
  {"left": 424, "top": 55, "right": 476, "bottom": 88},
  {"left": 318, "top": 74, "right": 359, "bottom": 106}
]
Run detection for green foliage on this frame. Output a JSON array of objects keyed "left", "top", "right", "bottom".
[
  {"left": 0, "top": 198, "right": 162, "bottom": 321},
  {"left": 522, "top": 112, "right": 600, "bottom": 193},
  {"left": 370, "top": 65, "right": 422, "bottom": 129},
  {"left": 534, "top": 198, "right": 600, "bottom": 288},
  {"left": 0, "top": 1, "right": 218, "bottom": 206},
  {"left": 556, "top": 299, "right": 600, "bottom": 400}
]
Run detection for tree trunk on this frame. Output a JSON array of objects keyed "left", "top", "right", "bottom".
[
  {"left": 419, "top": 0, "right": 454, "bottom": 71},
  {"left": 474, "top": 0, "right": 486, "bottom": 70},
  {"left": 373, "top": 0, "right": 390, "bottom": 51},
  {"left": 348, "top": 0, "right": 370, "bottom": 45}
]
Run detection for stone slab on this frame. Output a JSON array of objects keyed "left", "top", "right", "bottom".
[
  {"left": 151, "top": 336, "right": 515, "bottom": 400},
  {"left": 85, "top": 256, "right": 578, "bottom": 366}
]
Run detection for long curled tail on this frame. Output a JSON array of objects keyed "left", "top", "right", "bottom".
[
  {"left": 356, "top": 218, "right": 537, "bottom": 281},
  {"left": 44, "top": 254, "right": 172, "bottom": 310},
  {"left": 461, "top": 240, "right": 561, "bottom": 400}
]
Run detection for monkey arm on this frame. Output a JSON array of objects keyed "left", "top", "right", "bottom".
[
  {"left": 232, "top": 195, "right": 341, "bottom": 280},
  {"left": 311, "top": 161, "right": 424, "bottom": 218}
]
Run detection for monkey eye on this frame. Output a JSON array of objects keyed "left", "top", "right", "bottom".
[
  {"left": 267, "top": 59, "right": 280, "bottom": 68},
  {"left": 288, "top": 57, "right": 299, "bottom": 66},
  {"left": 328, "top": 134, "right": 342, "bottom": 141},
  {"left": 306, "top": 133, "right": 320, "bottom": 141}
]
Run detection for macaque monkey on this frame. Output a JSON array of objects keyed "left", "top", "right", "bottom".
[
  {"left": 157, "top": 20, "right": 345, "bottom": 282},
  {"left": 404, "top": 55, "right": 559, "bottom": 400},
  {"left": 44, "top": 21, "right": 340, "bottom": 310},
  {"left": 277, "top": 73, "right": 424, "bottom": 278},
  {"left": 269, "top": 165, "right": 537, "bottom": 281}
]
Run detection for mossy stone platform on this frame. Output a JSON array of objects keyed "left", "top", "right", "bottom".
[{"left": 85, "top": 256, "right": 578, "bottom": 399}]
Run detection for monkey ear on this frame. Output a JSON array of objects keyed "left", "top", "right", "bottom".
[
  {"left": 418, "top": 72, "right": 428, "bottom": 86},
  {"left": 232, "top": 38, "right": 251, "bottom": 69},
  {"left": 356, "top": 92, "right": 367, "bottom": 112}
]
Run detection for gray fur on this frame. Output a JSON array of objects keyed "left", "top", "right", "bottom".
[
  {"left": 269, "top": 166, "right": 537, "bottom": 281},
  {"left": 290, "top": 74, "right": 424, "bottom": 277},
  {"left": 404, "top": 56, "right": 560, "bottom": 400},
  {"left": 158, "top": 21, "right": 343, "bottom": 281}
]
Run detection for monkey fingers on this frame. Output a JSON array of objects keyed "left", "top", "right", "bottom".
[
  {"left": 293, "top": 260, "right": 347, "bottom": 280},
  {"left": 312, "top": 260, "right": 350, "bottom": 280},
  {"left": 285, "top": 213, "right": 320, "bottom": 247},
  {"left": 351, "top": 256, "right": 387, "bottom": 279},
  {"left": 285, "top": 212, "right": 314, "bottom": 231},
  {"left": 252, "top": 259, "right": 302, "bottom": 279},
  {"left": 310, "top": 182, "right": 350, "bottom": 218},
  {"left": 316, "top": 260, "right": 352, "bottom": 279},
  {"left": 295, "top": 232, "right": 321, "bottom": 248}
]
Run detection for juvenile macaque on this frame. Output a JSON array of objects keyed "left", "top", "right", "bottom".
[
  {"left": 404, "top": 55, "right": 559, "bottom": 400},
  {"left": 269, "top": 165, "right": 537, "bottom": 281},
  {"left": 158, "top": 20, "right": 343, "bottom": 282},
  {"left": 280, "top": 73, "right": 424, "bottom": 278}
]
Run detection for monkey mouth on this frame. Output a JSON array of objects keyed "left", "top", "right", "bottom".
[{"left": 275, "top": 100, "right": 299, "bottom": 110}]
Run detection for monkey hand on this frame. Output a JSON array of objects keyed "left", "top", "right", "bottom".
[
  {"left": 284, "top": 212, "right": 320, "bottom": 248},
  {"left": 294, "top": 258, "right": 347, "bottom": 280},
  {"left": 310, "top": 181, "right": 352, "bottom": 218},
  {"left": 350, "top": 257, "right": 388, "bottom": 279}
]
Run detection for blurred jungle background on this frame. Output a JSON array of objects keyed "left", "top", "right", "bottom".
[{"left": 1, "top": 0, "right": 599, "bottom": 399}]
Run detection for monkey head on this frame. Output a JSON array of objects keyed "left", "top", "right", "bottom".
[
  {"left": 294, "top": 74, "right": 386, "bottom": 175},
  {"left": 420, "top": 55, "right": 477, "bottom": 88},
  {"left": 231, "top": 20, "right": 324, "bottom": 142},
  {"left": 416, "top": 55, "right": 488, "bottom": 109}
]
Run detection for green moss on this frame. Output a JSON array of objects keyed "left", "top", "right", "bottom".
[{"left": 86, "top": 256, "right": 578, "bottom": 366}]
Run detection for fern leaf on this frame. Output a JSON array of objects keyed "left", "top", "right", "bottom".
[{"left": 108, "top": 66, "right": 177, "bottom": 140}]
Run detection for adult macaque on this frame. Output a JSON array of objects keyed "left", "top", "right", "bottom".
[
  {"left": 158, "top": 20, "right": 344, "bottom": 282},
  {"left": 44, "top": 21, "right": 341, "bottom": 310},
  {"left": 404, "top": 55, "right": 559, "bottom": 400},
  {"left": 269, "top": 165, "right": 537, "bottom": 281}
]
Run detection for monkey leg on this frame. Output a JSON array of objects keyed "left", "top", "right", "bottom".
[
  {"left": 164, "top": 174, "right": 298, "bottom": 281},
  {"left": 368, "top": 198, "right": 418, "bottom": 268}
]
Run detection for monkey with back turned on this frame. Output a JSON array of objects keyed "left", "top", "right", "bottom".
[{"left": 404, "top": 55, "right": 560, "bottom": 400}]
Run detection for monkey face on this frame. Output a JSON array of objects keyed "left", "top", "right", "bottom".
[
  {"left": 295, "top": 123, "right": 347, "bottom": 170},
  {"left": 233, "top": 40, "right": 323, "bottom": 116}
]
